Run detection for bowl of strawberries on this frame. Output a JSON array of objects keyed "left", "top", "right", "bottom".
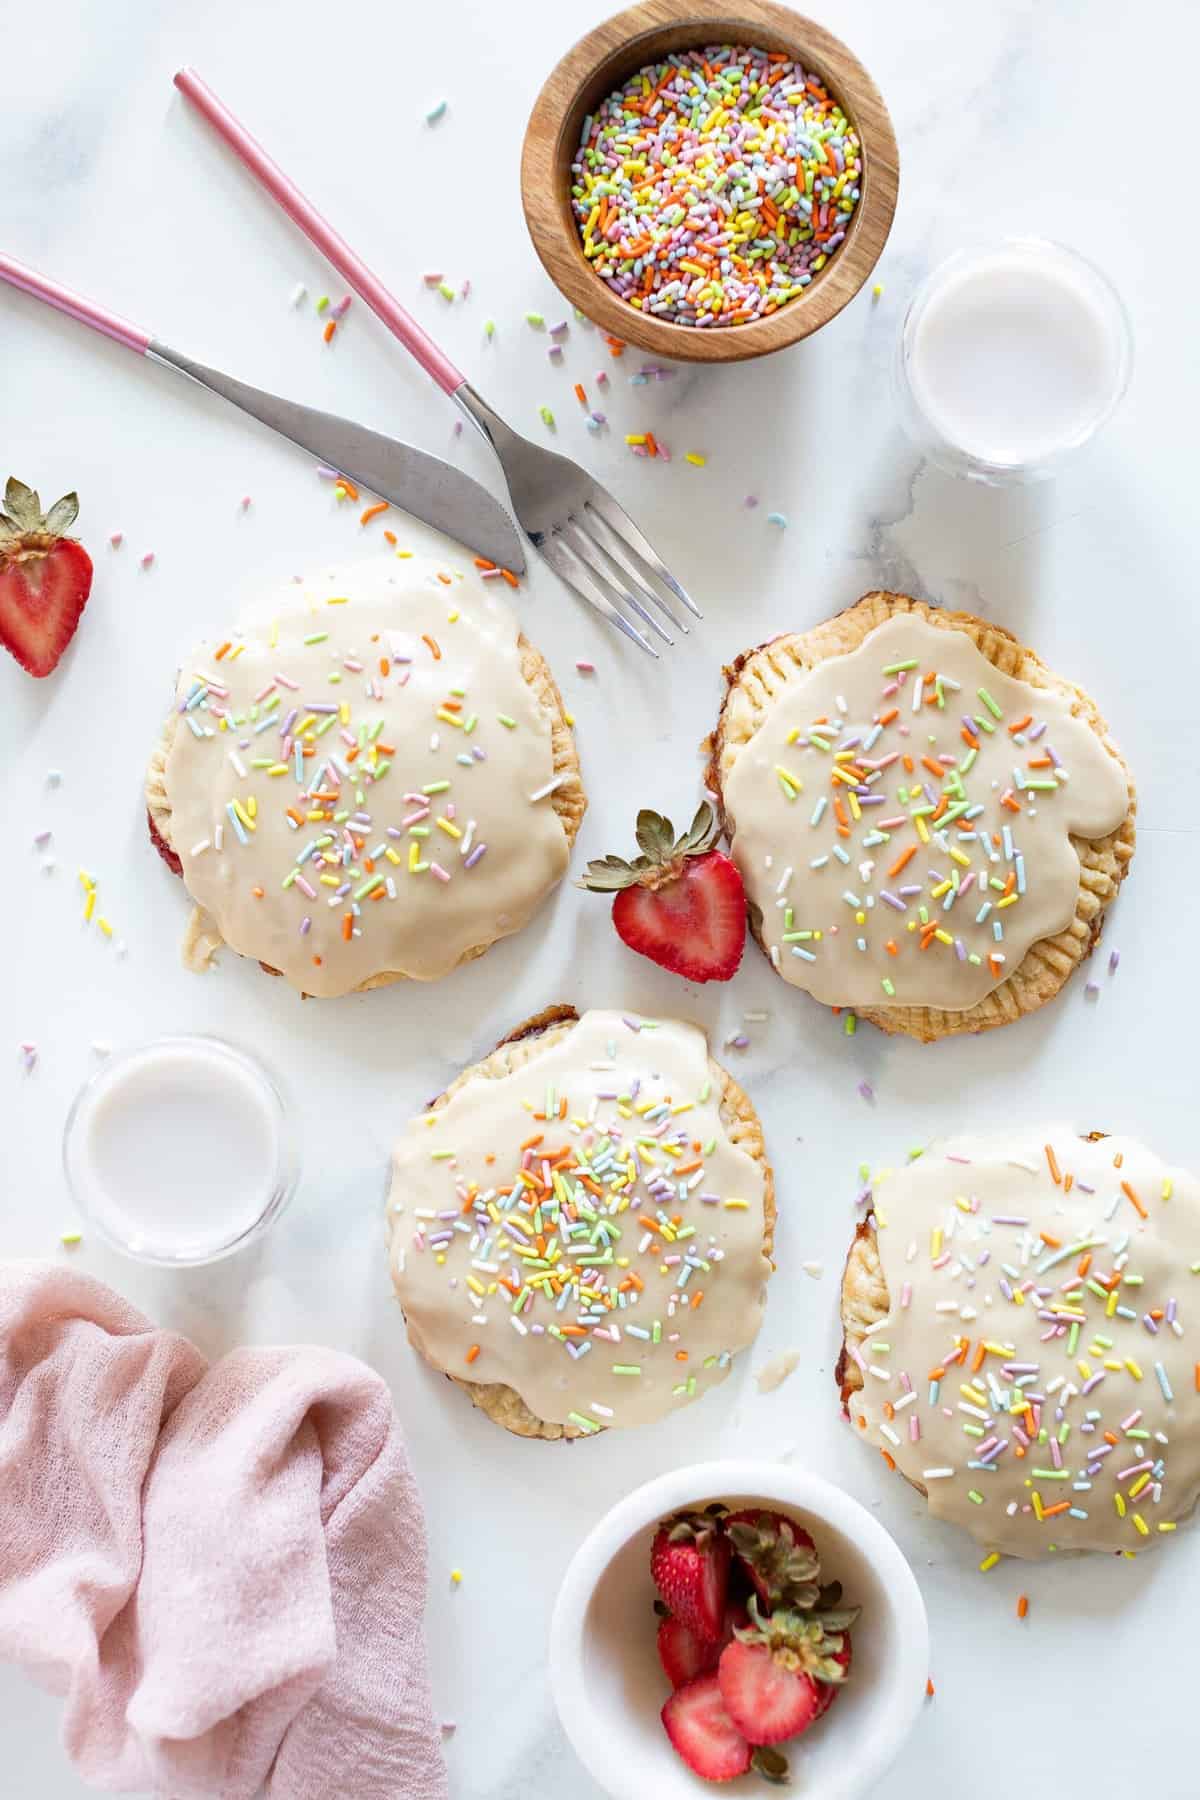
[{"left": 550, "top": 1460, "right": 928, "bottom": 1798}]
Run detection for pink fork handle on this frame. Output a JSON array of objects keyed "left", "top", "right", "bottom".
[
  {"left": 174, "top": 68, "right": 466, "bottom": 396},
  {"left": 0, "top": 250, "right": 150, "bottom": 355}
]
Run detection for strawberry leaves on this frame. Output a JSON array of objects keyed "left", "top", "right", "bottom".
[
  {"left": 579, "top": 801, "right": 722, "bottom": 893},
  {"left": 0, "top": 474, "right": 92, "bottom": 677},
  {"left": 0, "top": 477, "right": 80, "bottom": 546}
]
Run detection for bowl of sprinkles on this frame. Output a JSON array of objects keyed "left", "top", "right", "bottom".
[{"left": 521, "top": 0, "right": 899, "bottom": 361}]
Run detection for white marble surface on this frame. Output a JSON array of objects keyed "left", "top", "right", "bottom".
[{"left": 3, "top": 0, "right": 1200, "bottom": 1794}]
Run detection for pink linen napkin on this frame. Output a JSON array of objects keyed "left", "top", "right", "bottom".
[{"left": 0, "top": 1262, "right": 448, "bottom": 1800}]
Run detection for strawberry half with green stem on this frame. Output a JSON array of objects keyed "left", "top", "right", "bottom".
[
  {"left": 579, "top": 801, "right": 745, "bottom": 983},
  {"left": 716, "top": 1592, "right": 860, "bottom": 1762},
  {"left": 0, "top": 478, "right": 93, "bottom": 677},
  {"left": 650, "top": 1509, "right": 732, "bottom": 1642}
]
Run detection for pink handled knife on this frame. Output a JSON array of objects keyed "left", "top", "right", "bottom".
[{"left": 0, "top": 250, "right": 526, "bottom": 573}]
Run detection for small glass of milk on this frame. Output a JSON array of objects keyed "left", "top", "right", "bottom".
[
  {"left": 63, "top": 1037, "right": 298, "bottom": 1265},
  {"left": 895, "top": 238, "right": 1133, "bottom": 483}
]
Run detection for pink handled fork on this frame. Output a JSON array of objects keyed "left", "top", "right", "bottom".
[{"left": 173, "top": 68, "right": 700, "bottom": 657}]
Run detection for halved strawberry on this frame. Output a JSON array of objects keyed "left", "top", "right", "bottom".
[
  {"left": 718, "top": 1639, "right": 823, "bottom": 1746},
  {"left": 147, "top": 808, "right": 183, "bottom": 877},
  {"left": 661, "top": 1673, "right": 751, "bottom": 1782},
  {"left": 0, "top": 478, "right": 92, "bottom": 677},
  {"left": 657, "top": 1602, "right": 749, "bottom": 1689},
  {"left": 657, "top": 1614, "right": 720, "bottom": 1689},
  {"left": 650, "top": 1510, "right": 732, "bottom": 1642},
  {"left": 718, "top": 1593, "right": 859, "bottom": 1747},
  {"left": 580, "top": 802, "right": 745, "bottom": 983}
]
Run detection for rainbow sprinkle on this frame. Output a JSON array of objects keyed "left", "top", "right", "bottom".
[
  {"left": 398, "top": 1038, "right": 749, "bottom": 1430},
  {"left": 762, "top": 648, "right": 1083, "bottom": 998},
  {"left": 852, "top": 1137, "right": 1194, "bottom": 1552},
  {"left": 571, "top": 46, "right": 862, "bottom": 328}
]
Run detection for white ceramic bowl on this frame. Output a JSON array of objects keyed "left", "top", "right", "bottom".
[{"left": 550, "top": 1460, "right": 929, "bottom": 1800}]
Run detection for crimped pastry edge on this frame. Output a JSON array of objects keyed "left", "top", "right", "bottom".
[{"left": 703, "top": 591, "right": 1137, "bottom": 1042}]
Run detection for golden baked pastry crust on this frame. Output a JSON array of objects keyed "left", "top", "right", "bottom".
[
  {"left": 403, "top": 1005, "right": 777, "bottom": 1442},
  {"left": 146, "top": 633, "right": 586, "bottom": 994},
  {"left": 704, "top": 591, "right": 1136, "bottom": 1041}
]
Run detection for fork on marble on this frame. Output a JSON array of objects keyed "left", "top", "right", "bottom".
[{"left": 174, "top": 68, "right": 700, "bottom": 657}]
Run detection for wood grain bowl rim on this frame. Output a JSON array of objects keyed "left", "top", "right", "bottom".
[{"left": 520, "top": 0, "right": 900, "bottom": 363}]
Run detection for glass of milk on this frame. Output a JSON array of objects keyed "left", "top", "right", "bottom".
[
  {"left": 895, "top": 238, "right": 1133, "bottom": 483},
  {"left": 63, "top": 1037, "right": 298, "bottom": 1265}
]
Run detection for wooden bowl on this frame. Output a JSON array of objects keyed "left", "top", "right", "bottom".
[{"left": 520, "top": 0, "right": 899, "bottom": 363}]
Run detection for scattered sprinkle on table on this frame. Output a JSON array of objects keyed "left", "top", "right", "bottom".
[
  {"left": 766, "top": 511, "right": 789, "bottom": 528},
  {"left": 290, "top": 282, "right": 307, "bottom": 308},
  {"left": 571, "top": 46, "right": 863, "bottom": 328},
  {"left": 425, "top": 100, "right": 447, "bottom": 124},
  {"left": 60, "top": 1230, "right": 82, "bottom": 1248},
  {"left": 140, "top": 551, "right": 155, "bottom": 569},
  {"left": 109, "top": 531, "right": 123, "bottom": 548}
]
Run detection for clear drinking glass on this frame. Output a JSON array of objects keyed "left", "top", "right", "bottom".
[
  {"left": 63, "top": 1036, "right": 298, "bottom": 1266},
  {"left": 894, "top": 238, "right": 1133, "bottom": 485}
]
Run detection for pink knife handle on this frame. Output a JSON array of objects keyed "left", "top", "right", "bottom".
[
  {"left": 0, "top": 250, "right": 150, "bottom": 354},
  {"left": 174, "top": 68, "right": 466, "bottom": 397}
]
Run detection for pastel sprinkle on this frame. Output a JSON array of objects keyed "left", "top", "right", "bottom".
[{"left": 571, "top": 47, "right": 863, "bottom": 329}]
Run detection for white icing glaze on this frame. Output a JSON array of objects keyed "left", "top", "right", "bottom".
[
  {"left": 849, "top": 1128, "right": 1200, "bottom": 1558},
  {"left": 722, "top": 614, "right": 1129, "bottom": 1010},
  {"left": 386, "top": 1011, "right": 771, "bottom": 1431},
  {"left": 160, "top": 558, "right": 573, "bottom": 997}
]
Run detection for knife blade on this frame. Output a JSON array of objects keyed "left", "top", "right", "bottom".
[{"left": 146, "top": 339, "right": 527, "bottom": 574}]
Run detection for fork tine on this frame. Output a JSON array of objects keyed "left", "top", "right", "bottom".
[
  {"left": 563, "top": 521, "right": 676, "bottom": 647},
  {"left": 584, "top": 489, "right": 703, "bottom": 618},
  {"left": 580, "top": 505, "right": 688, "bottom": 635},
  {"left": 538, "top": 533, "right": 659, "bottom": 658}
]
